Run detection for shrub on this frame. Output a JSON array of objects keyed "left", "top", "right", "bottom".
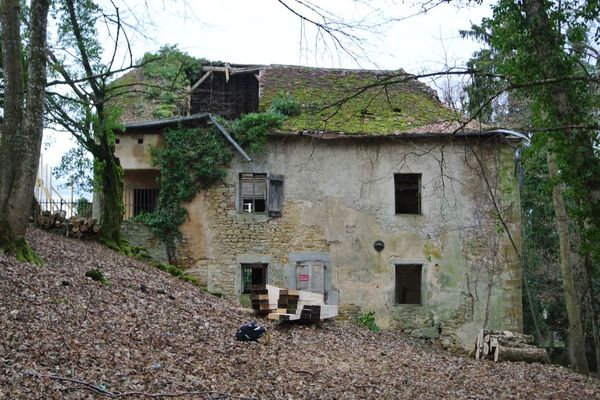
[
  {"left": 269, "top": 94, "right": 301, "bottom": 117},
  {"left": 356, "top": 311, "right": 381, "bottom": 333}
]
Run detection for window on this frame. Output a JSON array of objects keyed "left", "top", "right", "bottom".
[
  {"left": 137, "top": 137, "right": 144, "bottom": 144},
  {"left": 395, "top": 264, "right": 422, "bottom": 304},
  {"left": 394, "top": 174, "right": 421, "bottom": 214},
  {"left": 133, "top": 188, "right": 159, "bottom": 216},
  {"left": 241, "top": 263, "right": 268, "bottom": 293},
  {"left": 240, "top": 173, "right": 266, "bottom": 213}
]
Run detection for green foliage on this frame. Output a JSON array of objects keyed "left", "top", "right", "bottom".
[
  {"left": 140, "top": 44, "right": 202, "bottom": 84},
  {"left": 137, "top": 110, "right": 285, "bottom": 261},
  {"left": 269, "top": 94, "right": 302, "bottom": 117},
  {"left": 465, "top": 1, "right": 600, "bottom": 366},
  {"left": 52, "top": 144, "right": 93, "bottom": 196},
  {"left": 227, "top": 111, "right": 284, "bottom": 154},
  {"left": 356, "top": 311, "right": 381, "bottom": 333},
  {"left": 135, "top": 125, "right": 233, "bottom": 254},
  {"left": 76, "top": 197, "right": 92, "bottom": 217},
  {"left": 85, "top": 268, "right": 108, "bottom": 284}
]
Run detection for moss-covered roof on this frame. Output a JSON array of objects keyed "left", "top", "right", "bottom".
[
  {"left": 258, "top": 65, "right": 459, "bottom": 135},
  {"left": 114, "top": 61, "right": 467, "bottom": 135},
  {"left": 109, "top": 68, "right": 190, "bottom": 124}
]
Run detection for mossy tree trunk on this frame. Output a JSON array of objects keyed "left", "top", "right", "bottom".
[
  {"left": 45, "top": 0, "right": 131, "bottom": 252},
  {"left": 95, "top": 136, "right": 125, "bottom": 250},
  {"left": 0, "top": 0, "right": 50, "bottom": 262},
  {"left": 547, "top": 150, "right": 588, "bottom": 374}
]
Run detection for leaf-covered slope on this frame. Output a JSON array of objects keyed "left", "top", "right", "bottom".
[{"left": 2, "top": 229, "right": 598, "bottom": 399}]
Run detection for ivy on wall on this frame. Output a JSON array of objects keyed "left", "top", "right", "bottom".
[{"left": 136, "top": 94, "right": 298, "bottom": 263}]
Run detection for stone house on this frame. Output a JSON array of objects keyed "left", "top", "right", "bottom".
[{"left": 115, "top": 64, "right": 523, "bottom": 351}]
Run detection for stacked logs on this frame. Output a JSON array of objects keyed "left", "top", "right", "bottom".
[
  {"left": 68, "top": 216, "right": 100, "bottom": 238},
  {"left": 37, "top": 210, "right": 67, "bottom": 229},
  {"left": 475, "top": 329, "right": 547, "bottom": 363},
  {"left": 36, "top": 211, "right": 99, "bottom": 238}
]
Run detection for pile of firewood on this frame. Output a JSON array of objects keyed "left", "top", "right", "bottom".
[
  {"left": 36, "top": 211, "right": 100, "bottom": 239},
  {"left": 250, "top": 284, "right": 338, "bottom": 322},
  {"left": 475, "top": 329, "right": 547, "bottom": 363}
]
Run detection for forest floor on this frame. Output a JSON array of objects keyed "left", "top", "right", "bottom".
[{"left": 1, "top": 228, "right": 600, "bottom": 399}]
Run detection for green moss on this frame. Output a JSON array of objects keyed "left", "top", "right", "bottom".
[
  {"left": 259, "top": 68, "right": 456, "bottom": 134},
  {"left": 0, "top": 227, "right": 43, "bottom": 265},
  {"left": 148, "top": 260, "right": 207, "bottom": 290},
  {"left": 85, "top": 268, "right": 108, "bottom": 284}
]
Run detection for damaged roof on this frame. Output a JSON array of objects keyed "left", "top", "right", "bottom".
[
  {"left": 257, "top": 65, "right": 460, "bottom": 135},
  {"left": 114, "top": 62, "right": 481, "bottom": 136}
]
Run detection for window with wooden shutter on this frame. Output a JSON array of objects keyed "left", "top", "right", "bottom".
[
  {"left": 268, "top": 175, "right": 284, "bottom": 217},
  {"left": 240, "top": 173, "right": 266, "bottom": 213}
]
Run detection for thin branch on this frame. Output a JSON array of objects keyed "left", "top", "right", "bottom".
[{"left": 38, "top": 373, "right": 257, "bottom": 399}]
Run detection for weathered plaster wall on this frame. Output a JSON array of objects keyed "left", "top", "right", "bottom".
[
  {"left": 177, "top": 136, "right": 522, "bottom": 351},
  {"left": 115, "top": 132, "right": 163, "bottom": 170}
]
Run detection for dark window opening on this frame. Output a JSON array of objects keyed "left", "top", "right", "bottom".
[
  {"left": 395, "top": 174, "right": 421, "bottom": 214},
  {"left": 241, "top": 263, "right": 267, "bottom": 293},
  {"left": 137, "top": 137, "right": 144, "bottom": 144},
  {"left": 395, "top": 264, "right": 422, "bottom": 304},
  {"left": 133, "top": 188, "right": 159, "bottom": 216},
  {"left": 240, "top": 173, "right": 266, "bottom": 213},
  {"left": 115, "top": 138, "right": 120, "bottom": 144}
]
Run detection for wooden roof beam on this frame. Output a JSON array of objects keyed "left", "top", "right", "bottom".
[{"left": 190, "top": 70, "right": 212, "bottom": 92}]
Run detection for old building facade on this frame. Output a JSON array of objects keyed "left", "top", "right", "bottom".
[{"left": 115, "top": 64, "right": 523, "bottom": 351}]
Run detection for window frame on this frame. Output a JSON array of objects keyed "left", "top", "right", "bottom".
[
  {"left": 132, "top": 188, "right": 159, "bottom": 216},
  {"left": 241, "top": 263, "right": 268, "bottom": 294},
  {"left": 394, "top": 173, "right": 421, "bottom": 215},
  {"left": 239, "top": 173, "right": 267, "bottom": 214},
  {"left": 395, "top": 264, "right": 423, "bottom": 305}
]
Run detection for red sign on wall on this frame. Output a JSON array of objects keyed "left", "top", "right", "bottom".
[{"left": 299, "top": 274, "right": 310, "bottom": 281}]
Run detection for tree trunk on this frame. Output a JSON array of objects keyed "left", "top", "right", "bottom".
[
  {"left": 0, "top": 0, "right": 25, "bottom": 231},
  {"left": 584, "top": 255, "right": 600, "bottom": 372},
  {"left": 494, "top": 344, "right": 547, "bottom": 363},
  {"left": 0, "top": 0, "right": 49, "bottom": 261},
  {"left": 97, "top": 143, "right": 125, "bottom": 250},
  {"left": 547, "top": 150, "right": 589, "bottom": 374}
]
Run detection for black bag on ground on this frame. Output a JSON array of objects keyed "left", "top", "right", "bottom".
[{"left": 235, "top": 321, "right": 267, "bottom": 342}]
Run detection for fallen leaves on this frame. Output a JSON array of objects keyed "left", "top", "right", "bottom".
[{"left": 0, "top": 228, "right": 599, "bottom": 399}]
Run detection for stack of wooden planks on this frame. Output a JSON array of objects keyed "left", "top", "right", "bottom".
[
  {"left": 250, "top": 284, "right": 337, "bottom": 322},
  {"left": 475, "top": 329, "right": 547, "bottom": 363}
]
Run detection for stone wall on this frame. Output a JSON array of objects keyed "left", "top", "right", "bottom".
[
  {"left": 121, "top": 220, "right": 168, "bottom": 263},
  {"left": 172, "top": 135, "right": 522, "bottom": 352}
]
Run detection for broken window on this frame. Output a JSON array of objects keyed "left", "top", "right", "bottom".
[
  {"left": 240, "top": 173, "right": 266, "bottom": 213},
  {"left": 241, "top": 263, "right": 268, "bottom": 293},
  {"left": 395, "top": 264, "right": 422, "bottom": 304},
  {"left": 133, "top": 188, "right": 159, "bottom": 216},
  {"left": 394, "top": 174, "right": 421, "bottom": 214}
]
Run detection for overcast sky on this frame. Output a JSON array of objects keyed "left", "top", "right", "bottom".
[{"left": 43, "top": 0, "right": 492, "bottom": 192}]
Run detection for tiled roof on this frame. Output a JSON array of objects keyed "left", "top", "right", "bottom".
[
  {"left": 258, "top": 65, "right": 460, "bottom": 135},
  {"left": 114, "top": 62, "right": 477, "bottom": 135}
]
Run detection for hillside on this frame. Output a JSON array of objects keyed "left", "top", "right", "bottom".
[{"left": 1, "top": 229, "right": 599, "bottom": 399}]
